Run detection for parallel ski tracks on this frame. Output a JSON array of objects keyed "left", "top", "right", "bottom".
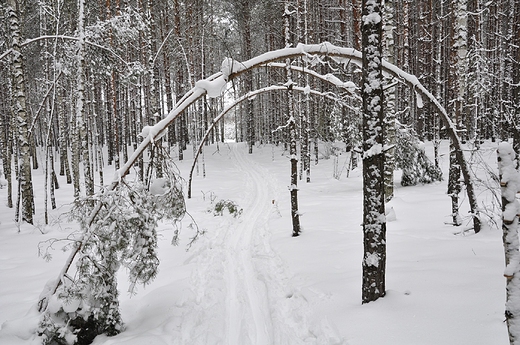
[
  {"left": 174, "top": 143, "right": 344, "bottom": 345},
  {"left": 224, "top": 144, "right": 274, "bottom": 344}
]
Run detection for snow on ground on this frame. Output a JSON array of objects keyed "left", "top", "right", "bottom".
[{"left": 0, "top": 140, "right": 509, "bottom": 344}]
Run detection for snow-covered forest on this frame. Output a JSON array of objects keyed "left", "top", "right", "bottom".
[{"left": 0, "top": 0, "right": 519, "bottom": 344}]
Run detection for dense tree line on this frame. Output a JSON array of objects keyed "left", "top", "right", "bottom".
[
  {"left": 1, "top": 0, "right": 519, "bottom": 223},
  {"left": 2, "top": 1, "right": 520, "bottom": 343}
]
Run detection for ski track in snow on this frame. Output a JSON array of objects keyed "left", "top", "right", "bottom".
[
  {"left": 224, "top": 143, "right": 273, "bottom": 344},
  {"left": 174, "top": 143, "right": 343, "bottom": 345}
]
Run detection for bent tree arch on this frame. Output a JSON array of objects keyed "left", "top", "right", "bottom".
[{"left": 38, "top": 41, "right": 481, "bottom": 314}]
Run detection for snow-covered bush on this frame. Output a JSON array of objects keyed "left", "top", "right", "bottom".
[
  {"left": 395, "top": 124, "right": 442, "bottom": 186},
  {"left": 38, "top": 170, "right": 186, "bottom": 344},
  {"left": 211, "top": 199, "right": 242, "bottom": 218}
]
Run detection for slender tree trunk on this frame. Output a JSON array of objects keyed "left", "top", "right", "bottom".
[
  {"left": 233, "top": 0, "right": 255, "bottom": 153},
  {"left": 146, "top": 0, "right": 162, "bottom": 170},
  {"left": 0, "top": 100, "right": 13, "bottom": 209},
  {"left": 302, "top": 0, "right": 311, "bottom": 182},
  {"left": 433, "top": 0, "right": 443, "bottom": 170},
  {"left": 361, "top": 0, "right": 386, "bottom": 304},
  {"left": 448, "top": 0, "right": 468, "bottom": 227},
  {"left": 448, "top": 146, "right": 462, "bottom": 226},
  {"left": 498, "top": 143, "right": 520, "bottom": 345},
  {"left": 49, "top": 142, "right": 57, "bottom": 210},
  {"left": 352, "top": 0, "right": 362, "bottom": 50},
  {"left": 383, "top": 0, "right": 396, "bottom": 202},
  {"left": 58, "top": 88, "right": 72, "bottom": 184},
  {"left": 285, "top": 0, "right": 301, "bottom": 237},
  {"left": 77, "top": 0, "right": 94, "bottom": 197},
  {"left": 8, "top": 0, "right": 34, "bottom": 224},
  {"left": 0, "top": 74, "right": 13, "bottom": 208},
  {"left": 173, "top": 0, "right": 186, "bottom": 161},
  {"left": 160, "top": 9, "right": 175, "bottom": 149}
]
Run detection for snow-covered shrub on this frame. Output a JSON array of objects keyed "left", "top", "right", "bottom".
[
  {"left": 395, "top": 124, "right": 443, "bottom": 186},
  {"left": 211, "top": 199, "right": 243, "bottom": 218},
  {"left": 38, "top": 169, "right": 186, "bottom": 344}
]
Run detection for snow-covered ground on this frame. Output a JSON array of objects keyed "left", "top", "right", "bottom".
[{"left": 0, "top": 140, "right": 509, "bottom": 344}]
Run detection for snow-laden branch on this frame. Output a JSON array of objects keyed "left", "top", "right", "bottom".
[
  {"left": 187, "top": 84, "right": 348, "bottom": 198},
  {"left": 38, "top": 87, "right": 205, "bottom": 312},
  {"left": 152, "top": 27, "right": 175, "bottom": 67},
  {"left": 29, "top": 70, "right": 63, "bottom": 134},
  {"left": 266, "top": 62, "right": 360, "bottom": 99},
  {"left": 227, "top": 44, "right": 477, "bottom": 229},
  {"left": 0, "top": 35, "right": 129, "bottom": 66},
  {"left": 40, "top": 41, "right": 482, "bottom": 311}
]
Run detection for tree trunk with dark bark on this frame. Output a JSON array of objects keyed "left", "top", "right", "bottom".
[{"left": 361, "top": 0, "right": 386, "bottom": 304}]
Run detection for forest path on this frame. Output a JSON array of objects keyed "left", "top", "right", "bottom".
[
  {"left": 174, "top": 143, "right": 343, "bottom": 345},
  {"left": 223, "top": 143, "right": 275, "bottom": 344}
]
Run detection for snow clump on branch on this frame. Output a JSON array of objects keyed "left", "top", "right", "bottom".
[
  {"left": 195, "top": 77, "right": 227, "bottom": 98},
  {"left": 193, "top": 55, "right": 241, "bottom": 99},
  {"left": 221, "top": 57, "right": 239, "bottom": 81},
  {"left": 138, "top": 124, "right": 167, "bottom": 142}
]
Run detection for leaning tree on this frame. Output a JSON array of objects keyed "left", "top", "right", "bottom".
[{"left": 36, "top": 42, "right": 481, "bottom": 342}]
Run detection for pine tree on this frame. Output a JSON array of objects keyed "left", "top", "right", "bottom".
[
  {"left": 361, "top": 0, "right": 386, "bottom": 304},
  {"left": 395, "top": 124, "right": 442, "bottom": 186},
  {"left": 284, "top": 0, "right": 301, "bottom": 237},
  {"left": 38, "top": 159, "right": 187, "bottom": 344}
]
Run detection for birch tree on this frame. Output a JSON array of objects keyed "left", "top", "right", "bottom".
[
  {"left": 72, "top": 0, "right": 93, "bottom": 198},
  {"left": 7, "top": 0, "right": 34, "bottom": 224},
  {"left": 382, "top": 0, "right": 396, "bottom": 201},
  {"left": 447, "top": 0, "right": 468, "bottom": 227},
  {"left": 298, "top": 0, "right": 311, "bottom": 182},
  {"left": 498, "top": 142, "right": 520, "bottom": 345},
  {"left": 0, "top": 65, "right": 13, "bottom": 208}
]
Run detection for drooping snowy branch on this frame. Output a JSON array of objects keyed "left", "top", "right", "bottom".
[
  {"left": 40, "top": 40, "right": 483, "bottom": 312},
  {"left": 266, "top": 62, "right": 360, "bottom": 98}
]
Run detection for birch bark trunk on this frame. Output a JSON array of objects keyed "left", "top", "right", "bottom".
[{"left": 8, "top": 0, "right": 34, "bottom": 224}]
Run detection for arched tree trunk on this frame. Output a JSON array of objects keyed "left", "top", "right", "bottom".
[{"left": 39, "top": 41, "right": 483, "bottom": 313}]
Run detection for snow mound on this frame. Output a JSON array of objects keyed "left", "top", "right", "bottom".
[{"left": 385, "top": 206, "right": 397, "bottom": 222}]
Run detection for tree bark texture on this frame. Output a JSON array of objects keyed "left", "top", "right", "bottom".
[
  {"left": 497, "top": 142, "right": 520, "bottom": 345},
  {"left": 8, "top": 0, "right": 34, "bottom": 224},
  {"left": 361, "top": 0, "right": 386, "bottom": 304},
  {"left": 285, "top": 0, "right": 301, "bottom": 237}
]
